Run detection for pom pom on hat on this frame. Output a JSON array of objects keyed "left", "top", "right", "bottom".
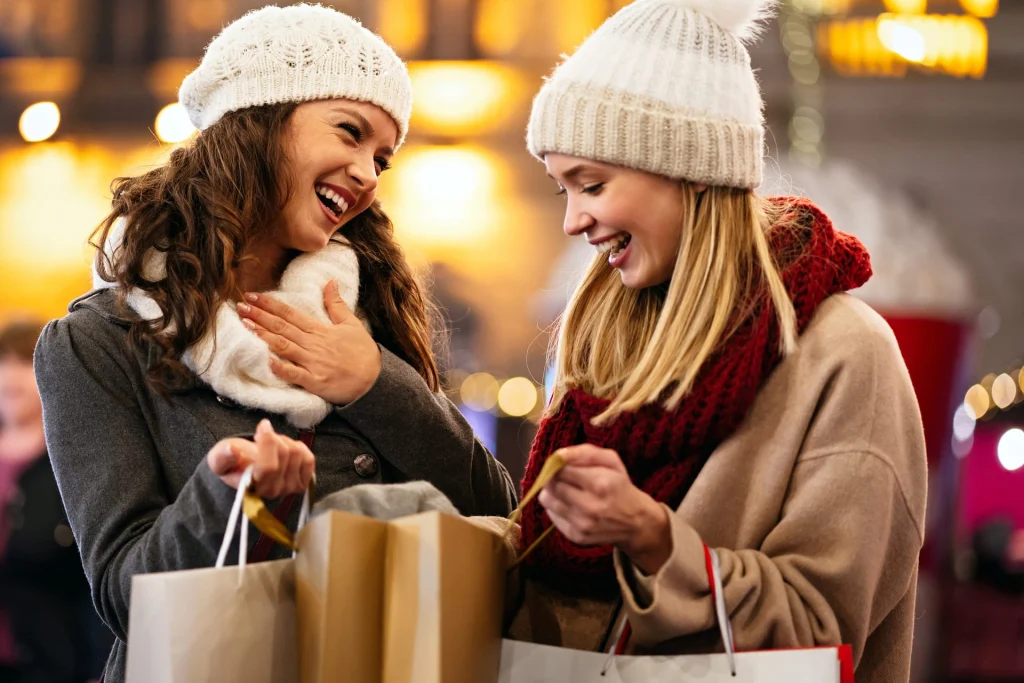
[{"left": 664, "top": 0, "right": 779, "bottom": 42}]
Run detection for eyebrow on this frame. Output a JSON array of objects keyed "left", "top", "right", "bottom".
[
  {"left": 547, "top": 164, "right": 589, "bottom": 183},
  {"left": 331, "top": 106, "right": 395, "bottom": 157}
]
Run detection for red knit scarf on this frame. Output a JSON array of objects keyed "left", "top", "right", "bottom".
[{"left": 518, "top": 198, "right": 872, "bottom": 594}]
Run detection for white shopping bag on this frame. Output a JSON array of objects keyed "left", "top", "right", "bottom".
[
  {"left": 125, "top": 468, "right": 309, "bottom": 683},
  {"left": 499, "top": 548, "right": 853, "bottom": 683}
]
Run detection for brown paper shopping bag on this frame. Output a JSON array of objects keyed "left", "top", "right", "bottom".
[
  {"left": 382, "top": 511, "right": 508, "bottom": 683},
  {"left": 244, "top": 485, "right": 523, "bottom": 683},
  {"left": 125, "top": 468, "right": 299, "bottom": 683},
  {"left": 292, "top": 510, "right": 389, "bottom": 683},
  {"left": 375, "top": 453, "right": 567, "bottom": 683}
]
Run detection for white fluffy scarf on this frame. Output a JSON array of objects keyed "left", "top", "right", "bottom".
[{"left": 93, "top": 217, "right": 365, "bottom": 428}]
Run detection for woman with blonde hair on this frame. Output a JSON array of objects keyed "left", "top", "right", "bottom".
[
  {"left": 508, "top": 1, "right": 927, "bottom": 680},
  {"left": 34, "top": 6, "right": 516, "bottom": 681}
]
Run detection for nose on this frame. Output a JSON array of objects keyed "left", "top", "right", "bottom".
[
  {"left": 347, "top": 154, "right": 378, "bottom": 195},
  {"left": 563, "top": 197, "right": 594, "bottom": 237}
]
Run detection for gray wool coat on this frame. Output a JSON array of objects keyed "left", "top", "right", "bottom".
[{"left": 33, "top": 289, "right": 517, "bottom": 683}]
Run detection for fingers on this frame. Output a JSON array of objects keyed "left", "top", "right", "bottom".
[
  {"left": 237, "top": 294, "right": 315, "bottom": 338},
  {"left": 288, "top": 439, "right": 315, "bottom": 493},
  {"left": 243, "top": 419, "right": 316, "bottom": 498},
  {"left": 558, "top": 444, "right": 627, "bottom": 472},
  {"left": 269, "top": 356, "right": 316, "bottom": 389},
  {"left": 245, "top": 324, "right": 312, "bottom": 367},
  {"left": 323, "top": 279, "right": 356, "bottom": 326},
  {"left": 540, "top": 477, "right": 600, "bottom": 521},
  {"left": 253, "top": 419, "right": 283, "bottom": 498}
]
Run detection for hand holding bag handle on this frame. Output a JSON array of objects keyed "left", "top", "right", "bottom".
[{"left": 215, "top": 465, "right": 314, "bottom": 583}]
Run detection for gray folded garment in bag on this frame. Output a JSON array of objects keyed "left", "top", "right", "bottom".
[
  {"left": 312, "top": 480, "right": 460, "bottom": 520},
  {"left": 311, "top": 481, "right": 520, "bottom": 564}
]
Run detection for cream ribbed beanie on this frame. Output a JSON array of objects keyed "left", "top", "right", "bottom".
[
  {"left": 180, "top": 3, "right": 412, "bottom": 148},
  {"left": 527, "top": 0, "right": 776, "bottom": 189}
]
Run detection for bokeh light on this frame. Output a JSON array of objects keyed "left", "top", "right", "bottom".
[
  {"left": 997, "top": 428, "right": 1024, "bottom": 472},
  {"left": 460, "top": 372, "right": 500, "bottom": 412},
  {"left": 991, "top": 373, "right": 1017, "bottom": 410},
  {"left": 964, "top": 384, "right": 991, "bottom": 420},
  {"left": 497, "top": 377, "right": 539, "bottom": 417},
  {"left": 19, "top": 102, "right": 61, "bottom": 143},
  {"left": 408, "top": 61, "right": 523, "bottom": 137},
  {"left": 154, "top": 103, "right": 196, "bottom": 144}
]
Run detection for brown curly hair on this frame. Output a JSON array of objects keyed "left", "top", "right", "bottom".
[{"left": 92, "top": 103, "right": 439, "bottom": 394}]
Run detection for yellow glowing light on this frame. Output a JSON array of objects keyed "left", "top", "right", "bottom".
[
  {"left": 821, "top": 15, "right": 987, "bottom": 79},
  {"left": 878, "top": 18, "right": 927, "bottom": 63},
  {"left": 555, "top": 0, "right": 607, "bottom": 53},
  {"left": 992, "top": 373, "right": 1017, "bottom": 410},
  {"left": 19, "top": 102, "right": 61, "bottom": 143},
  {"left": 884, "top": 0, "right": 926, "bottom": 12},
  {"left": 386, "top": 145, "right": 501, "bottom": 247},
  {"left": 461, "top": 373, "right": 500, "bottom": 412},
  {"left": 794, "top": 0, "right": 852, "bottom": 14},
  {"left": 475, "top": 0, "right": 525, "bottom": 56},
  {"left": 960, "top": 0, "right": 998, "bottom": 18},
  {"left": 377, "top": 0, "right": 428, "bottom": 55},
  {"left": 154, "top": 103, "right": 196, "bottom": 144},
  {"left": 498, "top": 377, "right": 539, "bottom": 417},
  {"left": 0, "top": 59, "right": 82, "bottom": 98},
  {"left": 408, "top": 61, "right": 523, "bottom": 137},
  {"left": 964, "top": 384, "right": 991, "bottom": 420}
]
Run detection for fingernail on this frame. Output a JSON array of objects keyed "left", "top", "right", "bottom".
[
  {"left": 242, "top": 319, "right": 256, "bottom": 331},
  {"left": 245, "top": 293, "right": 259, "bottom": 303},
  {"left": 237, "top": 302, "right": 251, "bottom": 314},
  {"left": 329, "top": 279, "right": 339, "bottom": 291},
  {"left": 258, "top": 419, "right": 270, "bottom": 433},
  {"left": 223, "top": 442, "right": 234, "bottom": 457}
]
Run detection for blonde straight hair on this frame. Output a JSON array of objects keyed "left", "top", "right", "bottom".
[{"left": 550, "top": 184, "right": 802, "bottom": 425}]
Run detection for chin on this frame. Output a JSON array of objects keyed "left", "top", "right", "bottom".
[
  {"left": 618, "top": 269, "right": 656, "bottom": 290},
  {"left": 294, "top": 228, "right": 333, "bottom": 252}
]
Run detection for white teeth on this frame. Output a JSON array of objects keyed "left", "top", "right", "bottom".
[
  {"left": 595, "top": 234, "right": 629, "bottom": 254},
  {"left": 315, "top": 184, "right": 348, "bottom": 216}
]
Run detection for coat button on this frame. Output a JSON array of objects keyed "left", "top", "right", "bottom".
[
  {"left": 353, "top": 454, "right": 379, "bottom": 478},
  {"left": 216, "top": 394, "right": 239, "bottom": 408}
]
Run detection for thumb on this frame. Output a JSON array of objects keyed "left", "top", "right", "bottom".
[{"left": 324, "top": 279, "right": 355, "bottom": 325}]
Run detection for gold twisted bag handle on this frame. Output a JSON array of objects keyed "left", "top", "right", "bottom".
[{"left": 504, "top": 450, "right": 567, "bottom": 567}]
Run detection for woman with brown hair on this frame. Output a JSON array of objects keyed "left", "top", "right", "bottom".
[
  {"left": 507, "top": 1, "right": 926, "bottom": 681},
  {"left": 33, "top": 6, "right": 516, "bottom": 682}
]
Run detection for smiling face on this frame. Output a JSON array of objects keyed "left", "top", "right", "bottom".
[
  {"left": 546, "top": 154, "right": 695, "bottom": 289},
  {"left": 274, "top": 99, "right": 399, "bottom": 253}
]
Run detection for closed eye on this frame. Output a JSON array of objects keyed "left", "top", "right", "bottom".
[
  {"left": 375, "top": 157, "right": 392, "bottom": 175},
  {"left": 339, "top": 123, "right": 361, "bottom": 141}
]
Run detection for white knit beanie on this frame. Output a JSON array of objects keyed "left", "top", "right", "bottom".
[
  {"left": 179, "top": 3, "right": 413, "bottom": 148},
  {"left": 527, "top": 0, "right": 777, "bottom": 189}
]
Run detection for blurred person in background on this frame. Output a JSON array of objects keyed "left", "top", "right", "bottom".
[
  {"left": 970, "top": 516, "right": 1024, "bottom": 595},
  {"left": 33, "top": 5, "right": 515, "bottom": 682},
  {"left": 507, "top": 1, "right": 927, "bottom": 681},
  {"left": 0, "top": 321, "right": 111, "bottom": 683}
]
